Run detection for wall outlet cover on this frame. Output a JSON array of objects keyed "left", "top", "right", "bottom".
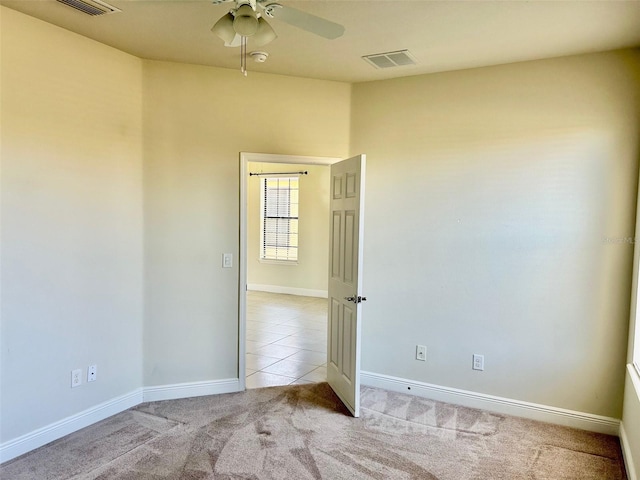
[
  {"left": 473, "top": 354, "right": 485, "bottom": 371},
  {"left": 71, "top": 369, "right": 82, "bottom": 388},
  {"left": 87, "top": 364, "right": 97, "bottom": 382}
]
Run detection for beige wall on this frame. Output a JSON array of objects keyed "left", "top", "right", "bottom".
[
  {"left": 247, "top": 161, "right": 330, "bottom": 294},
  {"left": 142, "top": 61, "right": 350, "bottom": 386},
  {"left": 351, "top": 50, "right": 640, "bottom": 418},
  {"left": 1, "top": 7, "right": 144, "bottom": 442}
]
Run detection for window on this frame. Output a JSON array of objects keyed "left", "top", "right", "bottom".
[{"left": 260, "top": 176, "right": 299, "bottom": 262}]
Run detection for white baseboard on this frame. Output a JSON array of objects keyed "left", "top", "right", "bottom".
[
  {"left": 143, "top": 378, "right": 241, "bottom": 402},
  {"left": 0, "top": 378, "right": 243, "bottom": 465},
  {"left": 0, "top": 389, "right": 143, "bottom": 464},
  {"left": 620, "top": 422, "right": 638, "bottom": 480},
  {"left": 247, "top": 283, "right": 328, "bottom": 298},
  {"left": 360, "top": 371, "right": 620, "bottom": 436}
]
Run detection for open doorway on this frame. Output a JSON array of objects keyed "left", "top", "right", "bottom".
[
  {"left": 245, "top": 292, "right": 327, "bottom": 387},
  {"left": 239, "top": 153, "right": 340, "bottom": 390}
]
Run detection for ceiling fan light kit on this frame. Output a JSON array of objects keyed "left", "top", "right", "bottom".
[
  {"left": 210, "top": 0, "right": 345, "bottom": 76},
  {"left": 254, "top": 17, "right": 277, "bottom": 47},
  {"left": 233, "top": 4, "right": 259, "bottom": 36},
  {"left": 211, "top": 12, "right": 236, "bottom": 44}
]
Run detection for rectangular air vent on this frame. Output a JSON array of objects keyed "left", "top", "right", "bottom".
[
  {"left": 362, "top": 50, "right": 417, "bottom": 69},
  {"left": 56, "top": 0, "right": 120, "bottom": 16}
]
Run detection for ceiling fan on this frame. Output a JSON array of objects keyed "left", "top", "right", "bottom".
[{"left": 210, "top": 0, "right": 345, "bottom": 48}]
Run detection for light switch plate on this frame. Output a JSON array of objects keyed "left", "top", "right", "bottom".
[{"left": 222, "top": 253, "right": 233, "bottom": 268}]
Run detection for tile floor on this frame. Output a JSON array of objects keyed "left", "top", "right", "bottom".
[{"left": 245, "top": 291, "right": 328, "bottom": 388}]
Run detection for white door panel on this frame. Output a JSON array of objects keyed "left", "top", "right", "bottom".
[{"left": 327, "top": 154, "right": 366, "bottom": 417}]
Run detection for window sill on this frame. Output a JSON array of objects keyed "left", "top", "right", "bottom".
[{"left": 259, "top": 259, "right": 298, "bottom": 266}]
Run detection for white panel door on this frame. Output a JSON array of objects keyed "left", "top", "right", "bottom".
[{"left": 327, "top": 154, "right": 366, "bottom": 417}]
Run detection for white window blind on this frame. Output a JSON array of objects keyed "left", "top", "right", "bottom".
[{"left": 260, "top": 176, "right": 299, "bottom": 262}]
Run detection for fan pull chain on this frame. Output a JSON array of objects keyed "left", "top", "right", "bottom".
[{"left": 240, "top": 36, "right": 248, "bottom": 77}]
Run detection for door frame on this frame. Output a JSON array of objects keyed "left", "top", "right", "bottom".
[{"left": 239, "top": 152, "right": 341, "bottom": 390}]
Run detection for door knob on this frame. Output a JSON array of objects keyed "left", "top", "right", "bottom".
[{"left": 344, "top": 296, "right": 367, "bottom": 304}]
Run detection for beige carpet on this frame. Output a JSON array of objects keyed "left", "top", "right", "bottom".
[{"left": 1, "top": 383, "right": 627, "bottom": 479}]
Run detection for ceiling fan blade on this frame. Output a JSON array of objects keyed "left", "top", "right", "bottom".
[{"left": 263, "top": 3, "right": 344, "bottom": 40}]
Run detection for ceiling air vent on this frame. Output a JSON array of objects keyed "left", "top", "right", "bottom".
[
  {"left": 362, "top": 50, "right": 417, "bottom": 69},
  {"left": 56, "top": 0, "right": 120, "bottom": 16}
]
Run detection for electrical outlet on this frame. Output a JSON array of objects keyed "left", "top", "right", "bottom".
[
  {"left": 71, "top": 369, "right": 82, "bottom": 388},
  {"left": 472, "top": 354, "right": 485, "bottom": 371},
  {"left": 87, "top": 364, "right": 97, "bottom": 382},
  {"left": 416, "top": 345, "right": 427, "bottom": 361}
]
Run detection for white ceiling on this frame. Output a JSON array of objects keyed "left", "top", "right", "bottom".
[{"left": 3, "top": 0, "right": 640, "bottom": 83}]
